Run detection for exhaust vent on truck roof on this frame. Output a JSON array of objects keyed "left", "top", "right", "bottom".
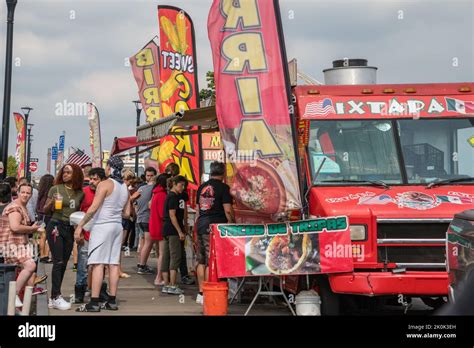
[
  {"left": 323, "top": 58, "right": 377, "bottom": 85},
  {"left": 332, "top": 58, "right": 369, "bottom": 68}
]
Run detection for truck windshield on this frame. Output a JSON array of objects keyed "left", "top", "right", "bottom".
[
  {"left": 398, "top": 118, "right": 474, "bottom": 184},
  {"left": 308, "top": 118, "right": 474, "bottom": 185}
]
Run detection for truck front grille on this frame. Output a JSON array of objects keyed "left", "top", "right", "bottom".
[{"left": 377, "top": 222, "right": 448, "bottom": 270}]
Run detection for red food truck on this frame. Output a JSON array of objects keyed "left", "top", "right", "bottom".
[
  {"left": 287, "top": 59, "right": 474, "bottom": 314},
  {"left": 132, "top": 58, "right": 474, "bottom": 314}
]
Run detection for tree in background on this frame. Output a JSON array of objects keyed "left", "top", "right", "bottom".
[
  {"left": 6, "top": 155, "right": 18, "bottom": 177},
  {"left": 199, "top": 71, "right": 215, "bottom": 106}
]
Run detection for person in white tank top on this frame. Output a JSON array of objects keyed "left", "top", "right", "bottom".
[{"left": 74, "top": 156, "right": 131, "bottom": 312}]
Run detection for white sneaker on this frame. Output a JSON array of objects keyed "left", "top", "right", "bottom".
[
  {"left": 15, "top": 295, "right": 23, "bottom": 308},
  {"left": 48, "top": 298, "right": 53, "bottom": 308},
  {"left": 196, "top": 293, "right": 204, "bottom": 305},
  {"left": 51, "top": 295, "right": 71, "bottom": 310}
]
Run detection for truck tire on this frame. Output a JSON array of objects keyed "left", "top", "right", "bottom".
[
  {"left": 318, "top": 276, "right": 340, "bottom": 315},
  {"left": 421, "top": 296, "right": 447, "bottom": 309}
]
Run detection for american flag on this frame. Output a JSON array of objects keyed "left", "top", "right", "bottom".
[
  {"left": 304, "top": 98, "right": 335, "bottom": 117},
  {"left": 66, "top": 148, "right": 92, "bottom": 167}
]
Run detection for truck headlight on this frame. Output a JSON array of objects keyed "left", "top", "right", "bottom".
[{"left": 350, "top": 225, "right": 367, "bottom": 241}]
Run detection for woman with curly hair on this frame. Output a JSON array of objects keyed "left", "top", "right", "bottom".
[
  {"left": 43, "top": 164, "right": 84, "bottom": 310},
  {"left": 36, "top": 174, "right": 55, "bottom": 263}
]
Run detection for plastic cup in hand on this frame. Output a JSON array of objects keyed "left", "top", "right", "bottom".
[{"left": 54, "top": 193, "right": 63, "bottom": 210}]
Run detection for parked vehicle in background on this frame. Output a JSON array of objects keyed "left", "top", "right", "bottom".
[{"left": 446, "top": 209, "right": 474, "bottom": 304}]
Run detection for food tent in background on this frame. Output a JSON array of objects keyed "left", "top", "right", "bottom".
[{"left": 110, "top": 106, "right": 218, "bottom": 159}]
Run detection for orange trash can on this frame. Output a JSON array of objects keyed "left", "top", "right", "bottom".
[{"left": 203, "top": 281, "right": 228, "bottom": 316}]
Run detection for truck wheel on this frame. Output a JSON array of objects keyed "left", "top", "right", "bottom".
[
  {"left": 318, "top": 277, "right": 340, "bottom": 315},
  {"left": 421, "top": 297, "right": 447, "bottom": 309}
]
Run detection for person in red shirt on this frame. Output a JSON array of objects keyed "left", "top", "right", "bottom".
[
  {"left": 149, "top": 173, "right": 170, "bottom": 286},
  {"left": 74, "top": 168, "right": 106, "bottom": 303}
]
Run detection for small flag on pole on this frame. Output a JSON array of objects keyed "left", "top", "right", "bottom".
[
  {"left": 66, "top": 148, "right": 92, "bottom": 167},
  {"left": 51, "top": 146, "right": 58, "bottom": 160}
]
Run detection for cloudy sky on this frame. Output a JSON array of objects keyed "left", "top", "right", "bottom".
[{"left": 0, "top": 0, "right": 472, "bottom": 175}]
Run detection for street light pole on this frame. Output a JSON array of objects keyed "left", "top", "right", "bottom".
[
  {"left": 0, "top": 0, "right": 18, "bottom": 180},
  {"left": 26, "top": 123, "right": 33, "bottom": 182},
  {"left": 133, "top": 100, "right": 142, "bottom": 176},
  {"left": 21, "top": 106, "right": 33, "bottom": 181}
]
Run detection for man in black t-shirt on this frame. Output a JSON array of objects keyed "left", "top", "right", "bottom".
[
  {"left": 165, "top": 162, "right": 194, "bottom": 285},
  {"left": 161, "top": 175, "right": 187, "bottom": 295},
  {"left": 195, "top": 161, "right": 234, "bottom": 305}
]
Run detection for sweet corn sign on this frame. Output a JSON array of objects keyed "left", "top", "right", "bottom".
[
  {"left": 208, "top": 0, "right": 302, "bottom": 217},
  {"left": 157, "top": 6, "right": 201, "bottom": 190},
  {"left": 130, "top": 38, "right": 162, "bottom": 123},
  {"left": 130, "top": 38, "right": 162, "bottom": 172}
]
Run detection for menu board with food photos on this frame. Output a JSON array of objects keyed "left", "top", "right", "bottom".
[{"left": 212, "top": 216, "right": 354, "bottom": 278}]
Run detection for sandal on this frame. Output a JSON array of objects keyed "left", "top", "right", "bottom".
[
  {"left": 34, "top": 274, "right": 47, "bottom": 285},
  {"left": 75, "top": 303, "right": 101, "bottom": 312},
  {"left": 120, "top": 272, "right": 131, "bottom": 279},
  {"left": 154, "top": 280, "right": 165, "bottom": 286}
]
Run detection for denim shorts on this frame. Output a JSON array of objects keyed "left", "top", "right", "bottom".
[{"left": 136, "top": 222, "right": 149, "bottom": 238}]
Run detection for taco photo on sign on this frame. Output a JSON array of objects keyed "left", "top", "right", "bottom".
[{"left": 265, "top": 233, "right": 312, "bottom": 275}]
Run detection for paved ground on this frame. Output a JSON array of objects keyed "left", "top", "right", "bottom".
[
  {"left": 40, "top": 249, "right": 434, "bottom": 316},
  {"left": 43, "top": 250, "right": 292, "bottom": 316}
]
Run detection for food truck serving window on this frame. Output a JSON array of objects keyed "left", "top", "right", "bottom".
[{"left": 308, "top": 118, "right": 474, "bottom": 185}]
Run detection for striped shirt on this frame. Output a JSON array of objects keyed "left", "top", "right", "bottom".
[{"left": 0, "top": 202, "right": 31, "bottom": 245}]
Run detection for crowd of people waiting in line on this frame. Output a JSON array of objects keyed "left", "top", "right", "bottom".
[{"left": 0, "top": 158, "right": 234, "bottom": 312}]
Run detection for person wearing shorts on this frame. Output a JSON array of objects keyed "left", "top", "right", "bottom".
[
  {"left": 195, "top": 162, "right": 234, "bottom": 305},
  {"left": 161, "top": 176, "right": 187, "bottom": 295},
  {"left": 74, "top": 167, "right": 106, "bottom": 304},
  {"left": 74, "top": 156, "right": 130, "bottom": 312},
  {"left": 1, "top": 183, "right": 41, "bottom": 308},
  {"left": 131, "top": 167, "right": 156, "bottom": 274},
  {"left": 148, "top": 173, "right": 170, "bottom": 286},
  {"left": 165, "top": 162, "right": 194, "bottom": 285}
]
